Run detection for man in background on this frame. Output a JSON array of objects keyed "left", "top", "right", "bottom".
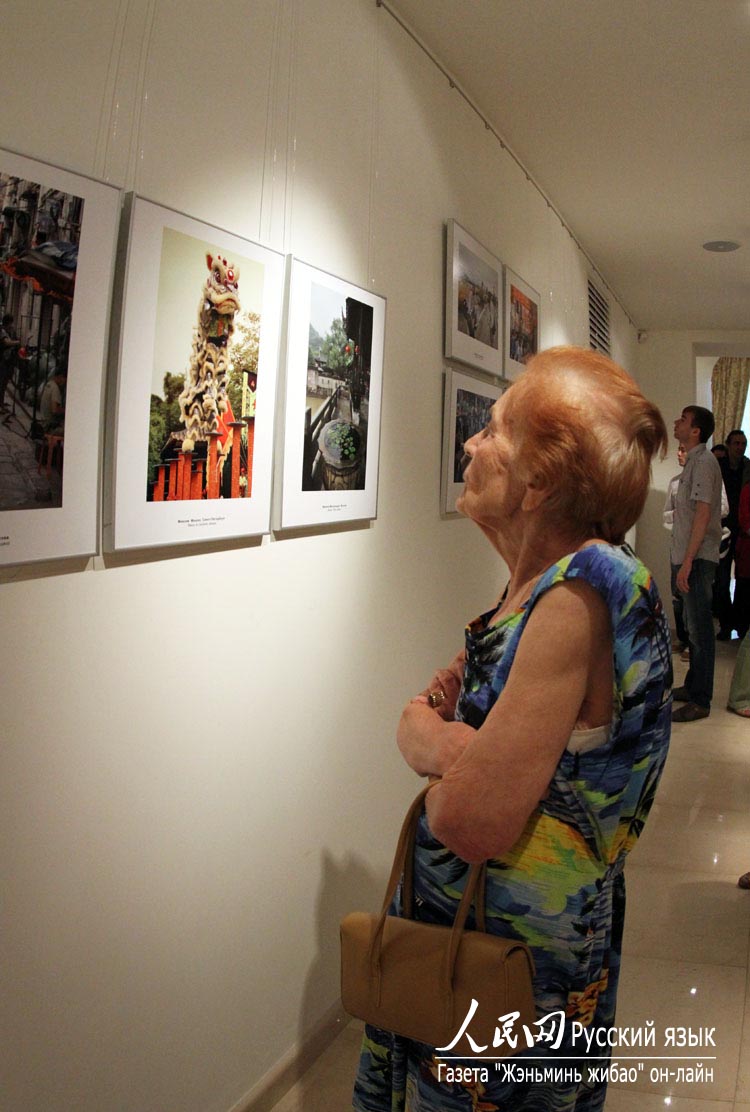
[
  {"left": 664, "top": 445, "right": 689, "bottom": 654},
  {"left": 716, "top": 428, "right": 750, "bottom": 639},
  {"left": 671, "top": 405, "right": 724, "bottom": 722}
]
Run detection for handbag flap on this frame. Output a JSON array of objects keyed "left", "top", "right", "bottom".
[{"left": 341, "top": 911, "right": 536, "bottom": 1054}]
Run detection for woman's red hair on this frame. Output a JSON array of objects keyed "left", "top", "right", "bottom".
[{"left": 503, "top": 346, "right": 668, "bottom": 543}]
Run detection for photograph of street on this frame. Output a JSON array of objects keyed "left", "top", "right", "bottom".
[{"left": 0, "top": 169, "right": 83, "bottom": 511}]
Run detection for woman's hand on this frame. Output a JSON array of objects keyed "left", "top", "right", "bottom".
[
  {"left": 396, "top": 699, "right": 474, "bottom": 778},
  {"left": 396, "top": 649, "right": 471, "bottom": 776},
  {"left": 416, "top": 649, "right": 465, "bottom": 721}
]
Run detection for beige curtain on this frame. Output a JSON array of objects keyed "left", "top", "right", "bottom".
[{"left": 711, "top": 357, "right": 750, "bottom": 444}]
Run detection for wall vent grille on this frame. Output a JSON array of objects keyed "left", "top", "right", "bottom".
[{"left": 588, "top": 279, "right": 611, "bottom": 356}]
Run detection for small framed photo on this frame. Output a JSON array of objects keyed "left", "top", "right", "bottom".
[
  {"left": 444, "top": 220, "right": 502, "bottom": 375},
  {"left": 0, "top": 148, "right": 120, "bottom": 565},
  {"left": 277, "top": 258, "right": 386, "bottom": 530},
  {"left": 108, "top": 197, "right": 285, "bottom": 551},
  {"left": 503, "top": 267, "right": 540, "bottom": 381},
  {"left": 441, "top": 367, "right": 504, "bottom": 516}
]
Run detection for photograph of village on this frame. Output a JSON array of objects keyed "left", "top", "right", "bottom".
[
  {"left": 456, "top": 242, "right": 499, "bottom": 351},
  {"left": 146, "top": 226, "right": 265, "bottom": 503},
  {"left": 0, "top": 169, "right": 83, "bottom": 511},
  {"left": 301, "top": 280, "right": 374, "bottom": 492}
]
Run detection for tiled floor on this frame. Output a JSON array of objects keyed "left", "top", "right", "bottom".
[{"left": 271, "top": 641, "right": 750, "bottom": 1110}]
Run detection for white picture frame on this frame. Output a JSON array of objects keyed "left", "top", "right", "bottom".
[
  {"left": 441, "top": 367, "right": 504, "bottom": 516},
  {"left": 277, "top": 258, "right": 386, "bottom": 530},
  {"left": 444, "top": 220, "right": 502, "bottom": 376},
  {"left": 108, "top": 197, "right": 284, "bottom": 551},
  {"left": 503, "top": 266, "right": 541, "bottom": 381},
  {"left": 0, "top": 148, "right": 120, "bottom": 565}
]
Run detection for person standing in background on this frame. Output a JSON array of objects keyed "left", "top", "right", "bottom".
[
  {"left": 664, "top": 445, "right": 689, "bottom": 652},
  {"left": 731, "top": 481, "right": 750, "bottom": 641},
  {"left": 663, "top": 444, "right": 728, "bottom": 654},
  {"left": 716, "top": 429, "right": 750, "bottom": 639},
  {"left": 671, "top": 406, "right": 724, "bottom": 722}
]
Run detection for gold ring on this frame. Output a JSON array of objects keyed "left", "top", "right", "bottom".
[{"left": 428, "top": 687, "right": 446, "bottom": 708}]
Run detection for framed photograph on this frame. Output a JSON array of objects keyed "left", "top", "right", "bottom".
[
  {"left": 0, "top": 148, "right": 120, "bottom": 565},
  {"left": 277, "top": 258, "right": 386, "bottom": 530},
  {"left": 444, "top": 220, "right": 502, "bottom": 375},
  {"left": 109, "top": 197, "right": 284, "bottom": 550},
  {"left": 503, "top": 266, "right": 540, "bottom": 381},
  {"left": 441, "top": 367, "right": 504, "bottom": 515}
]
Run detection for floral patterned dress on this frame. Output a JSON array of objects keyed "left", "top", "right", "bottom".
[{"left": 353, "top": 543, "right": 672, "bottom": 1112}]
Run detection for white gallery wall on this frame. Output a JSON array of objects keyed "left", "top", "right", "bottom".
[{"left": 0, "top": 3, "right": 637, "bottom": 1110}]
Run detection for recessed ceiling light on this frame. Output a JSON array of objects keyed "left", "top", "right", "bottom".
[{"left": 703, "top": 240, "right": 741, "bottom": 252}]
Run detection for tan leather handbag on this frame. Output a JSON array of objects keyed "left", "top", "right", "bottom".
[{"left": 340, "top": 784, "right": 537, "bottom": 1053}]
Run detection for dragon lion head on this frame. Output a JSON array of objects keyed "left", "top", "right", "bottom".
[{"left": 204, "top": 253, "right": 241, "bottom": 316}]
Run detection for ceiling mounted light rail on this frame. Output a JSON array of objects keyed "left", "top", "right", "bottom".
[{"left": 374, "top": 0, "right": 636, "bottom": 330}]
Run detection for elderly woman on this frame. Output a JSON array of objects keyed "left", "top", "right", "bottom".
[{"left": 353, "top": 347, "right": 672, "bottom": 1112}]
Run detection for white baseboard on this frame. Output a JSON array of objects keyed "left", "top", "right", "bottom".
[{"left": 227, "top": 998, "right": 350, "bottom": 1112}]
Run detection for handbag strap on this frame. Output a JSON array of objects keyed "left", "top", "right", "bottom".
[
  {"left": 443, "top": 861, "right": 485, "bottom": 987},
  {"left": 401, "top": 784, "right": 487, "bottom": 930},
  {"left": 370, "top": 783, "right": 489, "bottom": 982},
  {"left": 379, "top": 783, "right": 432, "bottom": 916}
]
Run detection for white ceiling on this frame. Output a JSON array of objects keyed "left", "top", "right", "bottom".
[{"left": 388, "top": 0, "right": 750, "bottom": 332}]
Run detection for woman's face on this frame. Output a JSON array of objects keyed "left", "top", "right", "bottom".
[{"left": 457, "top": 392, "right": 526, "bottom": 531}]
